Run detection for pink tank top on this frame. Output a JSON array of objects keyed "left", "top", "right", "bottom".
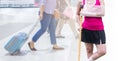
[{"left": 82, "top": 0, "right": 104, "bottom": 30}]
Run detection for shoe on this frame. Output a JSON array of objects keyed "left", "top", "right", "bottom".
[
  {"left": 28, "top": 42, "right": 37, "bottom": 51},
  {"left": 56, "top": 35, "right": 65, "bottom": 38},
  {"left": 53, "top": 47, "right": 64, "bottom": 50}
]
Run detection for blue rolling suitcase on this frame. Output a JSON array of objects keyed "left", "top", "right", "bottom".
[
  {"left": 4, "top": 32, "right": 28, "bottom": 55},
  {"left": 4, "top": 19, "right": 39, "bottom": 55}
]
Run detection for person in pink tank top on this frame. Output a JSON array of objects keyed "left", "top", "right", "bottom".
[{"left": 76, "top": 0, "right": 106, "bottom": 61}]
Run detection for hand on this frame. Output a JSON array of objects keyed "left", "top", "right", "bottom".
[
  {"left": 54, "top": 9, "right": 60, "bottom": 19},
  {"left": 76, "top": 15, "right": 82, "bottom": 31},
  {"left": 39, "top": 13, "right": 43, "bottom": 20}
]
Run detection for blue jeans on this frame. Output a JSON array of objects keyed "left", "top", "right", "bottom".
[
  {"left": 32, "top": 12, "right": 56, "bottom": 45},
  {"left": 47, "top": 19, "right": 58, "bottom": 33}
]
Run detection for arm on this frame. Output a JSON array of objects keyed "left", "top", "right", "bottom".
[
  {"left": 64, "top": 0, "right": 71, "bottom": 7},
  {"left": 76, "top": 1, "right": 82, "bottom": 16},
  {"left": 39, "top": 0, "right": 45, "bottom": 19},
  {"left": 76, "top": 1, "right": 83, "bottom": 29},
  {"left": 40, "top": 5, "right": 44, "bottom": 19}
]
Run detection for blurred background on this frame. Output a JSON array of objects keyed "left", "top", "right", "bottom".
[{"left": 0, "top": 0, "right": 119, "bottom": 61}]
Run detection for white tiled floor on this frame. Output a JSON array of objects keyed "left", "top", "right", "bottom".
[{"left": 0, "top": 23, "right": 76, "bottom": 61}]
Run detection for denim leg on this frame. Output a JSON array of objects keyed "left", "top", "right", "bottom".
[
  {"left": 32, "top": 12, "right": 52, "bottom": 42},
  {"left": 55, "top": 19, "right": 58, "bottom": 28},
  {"left": 47, "top": 19, "right": 58, "bottom": 33},
  {"left": 48, "top": 17, "right": 57, "bottom": 45}
]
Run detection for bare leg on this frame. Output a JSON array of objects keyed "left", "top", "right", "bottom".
[
  {"left": 67, "top": 19, "right": 78, "bottom": 38},
  {"left": 85, "top": 43, "right": 94, "bottom": 58},
  {"left": 89, "top": 44, "right": 106, "bottom": 61},
  {"left": 56, "top": 18, "right": 65, "bottom": 36}
]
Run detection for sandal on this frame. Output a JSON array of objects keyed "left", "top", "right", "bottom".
[
  {"left": 56, "top": 35, "right": 65, "bottom": 38},
  {"left": 53, "top": 47, "right": 64, "bottom": 50},
  {"left": 28, "top": 42, "right": 37, "bottom": 51}
]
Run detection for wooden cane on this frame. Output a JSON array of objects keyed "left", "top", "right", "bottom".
[{"left": 78, "top": 16, "right": 83, "bottom": 61}]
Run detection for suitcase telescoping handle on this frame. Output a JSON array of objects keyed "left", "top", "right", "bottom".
[{"left": 28, "top": 18, "right": 41, "bottom": 36}]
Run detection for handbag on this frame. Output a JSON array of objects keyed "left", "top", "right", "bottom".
[
  {"left": 63, "top": 7, "right": 74, "bottom": 19},
  {"left": 80, "top": 0, "right": 105, "bottom": 17}
]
